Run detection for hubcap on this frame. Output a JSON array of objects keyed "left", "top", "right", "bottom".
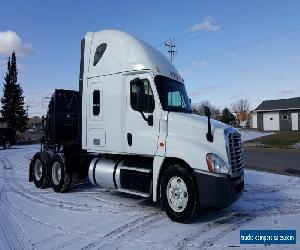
[
  {"left": 33, "top": 159, "right": 43, "bottom": 181},
  {"left": 166, "top": 176, "right": 188, "bottom": 212},
  {"left": 52, "top": 162, "right": 62, "bottom": 185}
]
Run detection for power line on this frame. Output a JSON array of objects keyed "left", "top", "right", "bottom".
[
  {"left": 156, "top": 0, "right": 276, "bottom": 48},
  {"left": 180, "top": 25, "right": 300, "bottom": 68},
  {"left": 173, "top": 0, "right": 275, "bottom": 42},
  {"left": 157, "top": 0, "right": 298, "bottom": 54},
  {"left": 175, "top": 0, "right": 296, "bottom": 47},
  {"left": 176, "top": 11, "right": 267, "bottom": 47}
]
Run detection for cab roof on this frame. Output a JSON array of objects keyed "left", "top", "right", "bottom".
[{"left": 85, "top": 29, "right": 183, "bottom": 82}]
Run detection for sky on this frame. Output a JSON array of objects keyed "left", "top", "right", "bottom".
[{"left": 0, "top": 0, "right": 299, "bottom": 116}]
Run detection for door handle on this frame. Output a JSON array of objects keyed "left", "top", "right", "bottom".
[{"left": 127, "top": 133, "right": 132, "bottom": 146}]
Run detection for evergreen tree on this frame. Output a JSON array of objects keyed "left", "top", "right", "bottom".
[
  {"left": 0, "top": 52, "right": 28, "bottom": 132},
  {"left": 221, "top": 107, "right": 235, "bottom": 125}
]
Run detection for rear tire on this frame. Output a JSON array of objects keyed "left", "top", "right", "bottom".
[
  {"left": 31, "top": 152, "right": 51, "bottom": 188},
  {"left": 50, "top": 153, "right": 72, "bottom": 193},
  {"left": 160, "top": 165, "right": 198, "bottom": 223}
]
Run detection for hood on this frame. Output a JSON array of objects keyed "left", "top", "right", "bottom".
[{"left": 168, "top": 112, "right": 230, "bottom": 136}]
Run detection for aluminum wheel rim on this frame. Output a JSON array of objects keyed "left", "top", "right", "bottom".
[
  {"left": 33, "top": 159, "right": 43, "bottom": 181},
  {"left": 166, "top": 176, "right": 188, "bottom": 212},
  {"left": 52, "top": 162, "right": 62, "bottom": 185}
]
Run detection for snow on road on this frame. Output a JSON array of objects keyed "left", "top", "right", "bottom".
[
  {"left": 1, "top": 145, "right": 299, "bottom": 249},
  {"left": 239, "top": 129, "right": 274, "bottom": 142}
]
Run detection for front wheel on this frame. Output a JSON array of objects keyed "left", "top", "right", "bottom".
[{"left": 160, "top": 165, "right": 198, "bottom": 223}]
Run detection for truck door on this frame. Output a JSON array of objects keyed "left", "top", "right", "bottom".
[
  {"left": 86, "top": 80, "right": 106, "bottom": 150},
  {"left": 125, "top": 75, "right": 159, "bottom": 155}
]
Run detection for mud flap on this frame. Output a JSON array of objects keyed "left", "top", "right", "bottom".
[{"left": 29, "top": 159, "right": 33, "bottom": 182}]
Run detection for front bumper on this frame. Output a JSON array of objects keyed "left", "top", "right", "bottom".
[{"left": 194, "top": 170, "right": 244, "bottom": 208}]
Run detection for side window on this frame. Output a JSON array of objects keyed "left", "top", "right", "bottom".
[
  {"left": 93, "top": 90, "right": 100, "bottom": 116},
  {"left": 130, "top": 79, "right": 155, "bottom": 113},
  {"left": 168, "top": 91, "right": 186, "bottom": 108},
  {"left": 93, "top": 43, "right": 107, "bottom": 66}
]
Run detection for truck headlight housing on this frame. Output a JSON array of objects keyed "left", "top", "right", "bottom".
[{"left": 206, "top": 153, "right": 228, "bottom": 174}]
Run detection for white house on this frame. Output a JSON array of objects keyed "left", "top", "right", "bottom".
[{"left": 252, "top": 97, "right": 300, "bottom": 131}]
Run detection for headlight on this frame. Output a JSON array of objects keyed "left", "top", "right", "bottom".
[{"left": 206, "top": 153, "right": 228, "bottom": 174}]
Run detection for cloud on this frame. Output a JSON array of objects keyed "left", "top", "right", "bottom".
[
  {"left": 190, "top": 18, "right": 220, "bottom": 32},
  {"left": 0, "top": 31, "right": 33, "bottom": 56},
  {"left": 277, "top": 88, "right": 296, "bottom": 97}
]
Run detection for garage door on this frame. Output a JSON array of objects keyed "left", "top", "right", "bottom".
[
  {"left": 292, "top": 113, "right": 299, "bottom": 130},
  {"left": 263, "top": 112, "right": 279, "bottom": 131},
  {"left": 252, "top": 113, "right": 257, "bottom": 128}
]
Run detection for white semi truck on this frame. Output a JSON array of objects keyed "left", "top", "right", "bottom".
[{"left": 29, "top": 30, "right": 244, "bottom": 223}]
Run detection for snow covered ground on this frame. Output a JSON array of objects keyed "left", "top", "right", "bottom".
[
  {"left": 239, "top": 129, "right": 274, "bottom": 142},
  {"left": 1, "top": 145, "right": 299, "bottom": 249}
]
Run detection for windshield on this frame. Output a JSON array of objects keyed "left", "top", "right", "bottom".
[{"left": 154, "top": 75, "right": 192, "bottom": 113}]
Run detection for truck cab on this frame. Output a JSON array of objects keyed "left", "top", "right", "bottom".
[{"left": 30, "top": 30, "right": 244, "bottom": 223}]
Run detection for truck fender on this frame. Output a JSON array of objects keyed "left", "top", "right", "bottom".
[{"left": 153, "top": 157, "right": 195, "bottom": 202}]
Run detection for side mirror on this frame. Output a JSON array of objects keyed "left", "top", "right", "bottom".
[
  {"left": 204, "top": 106, "right": 213, "bottom": 142},
  {"left": 133, "top": 79, "right": 153, "bottom": 126},
  {"left": 147, "top": 114, "right": 153, "bottom": 126}
]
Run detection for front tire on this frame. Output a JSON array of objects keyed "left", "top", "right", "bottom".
[
  {"left": 51, "top": 153, "right": 72, "bottom": 193},
  {"left": 31, "top": 152, "right": 51, "bottom": 188},
  {"left": 160, "top": 165, "right": 198, "bottom": 223}
]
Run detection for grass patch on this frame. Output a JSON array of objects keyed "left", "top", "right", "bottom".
[{"left": 248, "top": 131, "right": 300, "bottom": 148}]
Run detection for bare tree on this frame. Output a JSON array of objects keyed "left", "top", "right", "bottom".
[
  {"left": 192, "top": 101, "right": 221, "bottom": 120},
  {"left": 231, "top": 99, "right": 250, "bottom": 113},
  {"left": 231, "top": 99, "right": 250, "bottom": 126},
  {"left": 27, "top": 116, "right": 42, "bottom": 128}
]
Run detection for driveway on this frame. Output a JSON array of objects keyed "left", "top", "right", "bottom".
[{"left": 244, "top": 146, "right": 300, "bottom": 176}]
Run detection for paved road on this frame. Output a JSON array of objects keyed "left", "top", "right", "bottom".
[{"left": 244, "top": 147, "right": 300, "bottom": 176}]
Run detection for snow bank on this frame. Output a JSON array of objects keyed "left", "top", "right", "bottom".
[
  {"left": 0, "top": 145, "right": 299, "bottom": 249},
  {"left": 239, "top": 129, "right": 274, "bottom": 142}
]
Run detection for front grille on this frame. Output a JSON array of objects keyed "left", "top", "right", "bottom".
[{"left": 227, "top": 130, "right": 244, "bottom": 176}]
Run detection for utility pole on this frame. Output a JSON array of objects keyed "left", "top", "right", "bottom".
[
  {"left": 25, "top": 105, "right": 30, "bottom": 116},
  {"left": 42, "top": 96, "right": 51, "bottom": 108},
  {"left": 165, "top": 39, "right": 176, "bottom": 62}
]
